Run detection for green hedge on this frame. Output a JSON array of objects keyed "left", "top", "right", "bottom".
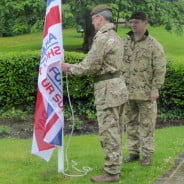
[
  {"left": 0, "top": 51, "right": 183, "bottom": 119},
  {"left": 0, "top": 52, "right": 39, "bottom": 111},
  {"left": 158, "top": 59, "right": 184, "bottom": 119},
  {"left": 0, "top": 51, "right": 94, "bottom": 113}
]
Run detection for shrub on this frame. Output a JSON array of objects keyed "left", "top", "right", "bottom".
[
  {"left": 0, "top": 51, "right": 95, "bottom": 116},
  {"left": 0, "top": 52, "right": 183, "bottom": 120},
  {"left": 0, "top": 125, "right": 11, "bottom": 136},
  {"left": 158, "top": 59, "right": 184, "bottom": 119},
  {"left": 0, "top": 51, "right": 39, "bottom": 111},
  {"left": 0, "top": 107, "right": 27, "bottom": 121}
]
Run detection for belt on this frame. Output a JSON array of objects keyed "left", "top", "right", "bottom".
[{"left": 94, "top": 72, "right": 121, "bottom": 83}]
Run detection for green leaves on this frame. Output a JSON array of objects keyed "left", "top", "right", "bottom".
[
  {"left": 0, "top": 0, "right": 46, "bottom": 36},
  {"left": 159, "top": 59, "right": 184, "bottom": 119},
  {"left": 0, "top": 51, "right": 40, "bottom": 111},
  {"left": 0, "top": 51, "right": 183, "bottom": 119}
]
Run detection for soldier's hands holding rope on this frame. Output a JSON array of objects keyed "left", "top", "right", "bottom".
[
  {"left": 150, "top": 91, "right": 159, "bottom": 103},
  {"left": 62, "top": 63, "right": 72, "bottom": 75}
]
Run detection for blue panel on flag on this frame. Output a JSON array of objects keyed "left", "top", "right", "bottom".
[
  {"left": 47, "top": 0, "right": 55, "bottom": 6},
  {"left": 47, "top": 103, "right": 54, "bottom": 119},
  {"left": 50, "top": 128, "right": 62, "bottom": 146}
]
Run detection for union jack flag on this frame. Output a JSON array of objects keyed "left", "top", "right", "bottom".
[{"left": 31, "top": 0, "right": 64, "bottom": 162}]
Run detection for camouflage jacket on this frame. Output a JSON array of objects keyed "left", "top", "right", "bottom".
[
  {"left": 122, "top": 31, "right": 166, "bottom": 100},
  {"left": 70, "top": 23, "right": 128, "bottom": 110}
]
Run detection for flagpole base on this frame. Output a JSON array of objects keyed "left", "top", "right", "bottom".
[{"left": 58, "top": 146, "right": 64, "bottom": 173}]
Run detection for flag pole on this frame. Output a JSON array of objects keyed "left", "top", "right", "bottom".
[
  {"left": 58, "top": 128, "right": 64, "bottom": 173},
  {"left": 58, "top": 0, "right": 64, "bottom": 173}
]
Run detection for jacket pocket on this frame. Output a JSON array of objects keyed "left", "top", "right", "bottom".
[
  {"left": 105, "top": 78, "right": 128, "bottom": 108},
  {"left": 94, "top": 82, "right": 106, "bottom": 109}
]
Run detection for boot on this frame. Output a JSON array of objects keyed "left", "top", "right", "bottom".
[
  {"left": 91, "top": 173, "right": 120, "bottom": 183},
  {"left": 141, "top": 156, "right": 151, "bottom": 166},
  {"left": 124, "top": 153, "right": 139, "bottom": 163}
]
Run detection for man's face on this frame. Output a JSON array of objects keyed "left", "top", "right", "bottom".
[
  {"left": 91, "top": 15, "right": 101, "bottom": 31},
  {"left": 129, "top": 19, "right": 147, "bottom": 33}
]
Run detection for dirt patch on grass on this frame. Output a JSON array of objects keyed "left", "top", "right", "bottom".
[
  {"left": 0, "top": 116, "right": 183, "bottom": 139},
  {"left": 0, "top": 115, "right": 98, "bottom": 139}
]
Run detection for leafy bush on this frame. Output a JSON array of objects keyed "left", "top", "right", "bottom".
[
  {"left": 0, "top": 52, "right": 183, "bottom": 120},
  {"left": 0, "top": 126, "right": 11, "bottom": 136},
  {"left": 159, "top": 59, "right": 184, "bottom": 119},
  {"left": 0, "top": 51, "right": 39, "bottom": 111},
  {"left": 0, "top": 107, "right": 27, "bottom": 121},
  {"left": 0, "top": 51, "right": 95, "bottom": 116}
]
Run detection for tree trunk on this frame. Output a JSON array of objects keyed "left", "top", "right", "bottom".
[{"left": 82, "top": 14, "right": 95, "bottom": 53}]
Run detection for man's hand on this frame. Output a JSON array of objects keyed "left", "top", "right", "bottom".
[
  {"left": 150, "top": 91, "right": 159, "bottom": 102},
  {"left": 61, "top": 63, "right": 72, "bottom": 75}
]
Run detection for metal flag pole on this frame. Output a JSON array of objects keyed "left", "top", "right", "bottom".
[
  {"left": 58, "top": 0, "right": 64, "bottom": 173},
  {"left": 57, "top": 0, "right": 92, "bottom": 176},
  {"left": 58, "top": 128, "right": 64, "bottom": 173}
]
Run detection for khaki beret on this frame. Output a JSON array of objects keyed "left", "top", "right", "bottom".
[{"left": 90, "top": 4, "right": 112, "bottom": 16}]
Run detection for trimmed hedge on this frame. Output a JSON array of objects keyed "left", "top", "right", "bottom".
[
  {"left": 160, "top": 60, "right": 184, "bottom": 107},
  {"left": 0, "top": 51, "right": 183, "bottom": 119},
  {"left": 0, "top": 51, "right": 94, "bottom": 113},
  {"left": 158, "top": 59, "right": 184, "bottom": 119},
  {"left": 0, "top": 52, "right": 39, "bottom": 111}
]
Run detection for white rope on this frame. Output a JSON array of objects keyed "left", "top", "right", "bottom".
[{"left": 61, "top": 74, "right": 93, "bottom": 177}]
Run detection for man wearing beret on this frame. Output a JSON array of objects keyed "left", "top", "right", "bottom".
[
  {"left": 122, "top": 11, "right": 166, "bottom": 166},
  {"left": 62, "top": 4, "right": 128, "bottom": 183}
]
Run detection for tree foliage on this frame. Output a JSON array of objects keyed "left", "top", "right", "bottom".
[
  {"left": 125, "top": 0, "right": 184, "bottom": 33},
  {"left": 0, "top": 0, "right": 46, "bottom": 36},
  {"left": 67, "top": 0, "right": 184, "bottom": 51},
  {"left": 62, "top": 4, "right": 76, "bottom": 28},
  {"left": 0, "top": 0, "right": 183, "bottom": 42}
]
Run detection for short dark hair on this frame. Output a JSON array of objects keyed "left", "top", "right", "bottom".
[{"left": 130, "top": 11, "right": 148, "bottom": 21}]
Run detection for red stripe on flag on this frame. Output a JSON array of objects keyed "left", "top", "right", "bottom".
[
  {"left": 34, "top": 90, "right": 55, "bottom": 151},
  {"left": 44, "top": 113, "right": 59, "bottom": 137},
  {"left": 43, "top": 6, "right": 61, "bottom": 38}
]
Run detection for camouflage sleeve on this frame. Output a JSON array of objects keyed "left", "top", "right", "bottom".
[
  {"left": 151, "top": 41, "right": 167, "bottom": 91},
  {"left": 69, "top": 35, "right": 107, "bottom": 76}
]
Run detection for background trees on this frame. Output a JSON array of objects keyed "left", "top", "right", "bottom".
[
  {"left": 67, "top": 0, "right": 184, "bottom": 51},
  {"left": 0, "top": 0, "right": 184, "bottom": 50},
  {"left": 0, "top": 0, "right": 46, "bottom": 36}
]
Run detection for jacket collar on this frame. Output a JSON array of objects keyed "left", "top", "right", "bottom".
[
  {"left": 127, "top": 30, "right": 149, "bottom": 41},
  {"left": 99, "top": 23, "right": 115, "bottom": 33}
]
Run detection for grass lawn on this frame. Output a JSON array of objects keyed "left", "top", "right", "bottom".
[
  {"left": 0, "top": 26, "right": 184, "bottom": 61},
  {"left": 0, "top": 126, "right": 184, "bottom": 184},
  {"left": 0, "top": 29, "right": 83, "bottom": 53},
  {"left": 0, "top": 32, "right": 42, "bottom": 53}
]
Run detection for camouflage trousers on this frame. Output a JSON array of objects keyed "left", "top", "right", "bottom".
[
  {"left": 125, "top": 100, "right": 157, "bottom": 156},
  {"left": 96, "top": 105, "right": 124, "bottom": 175}
]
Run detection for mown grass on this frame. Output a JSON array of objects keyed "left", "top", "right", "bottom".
[
  {"left": 0, "top": 29, "right": 83, "bottom": 53},
  {"left": 0, "top": 126, "right": 184, "bottom": 184},
  {"left": 0, "top": 32, "right": 42, "bottom": 53},
  {"left": 0, "top": 26, "right": 184, "bottom": 60}
]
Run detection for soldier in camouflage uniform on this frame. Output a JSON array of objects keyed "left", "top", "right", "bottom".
[
  {"left": 62, "top": 4, "right": 128, "bottom": 183},
  {"left": 122, "top": 11, "right": 166, "bottom": 166}
]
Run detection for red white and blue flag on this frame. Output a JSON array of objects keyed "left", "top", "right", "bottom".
[{"left": 31, "top": 0, "right": 64, "bottom": 162}]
